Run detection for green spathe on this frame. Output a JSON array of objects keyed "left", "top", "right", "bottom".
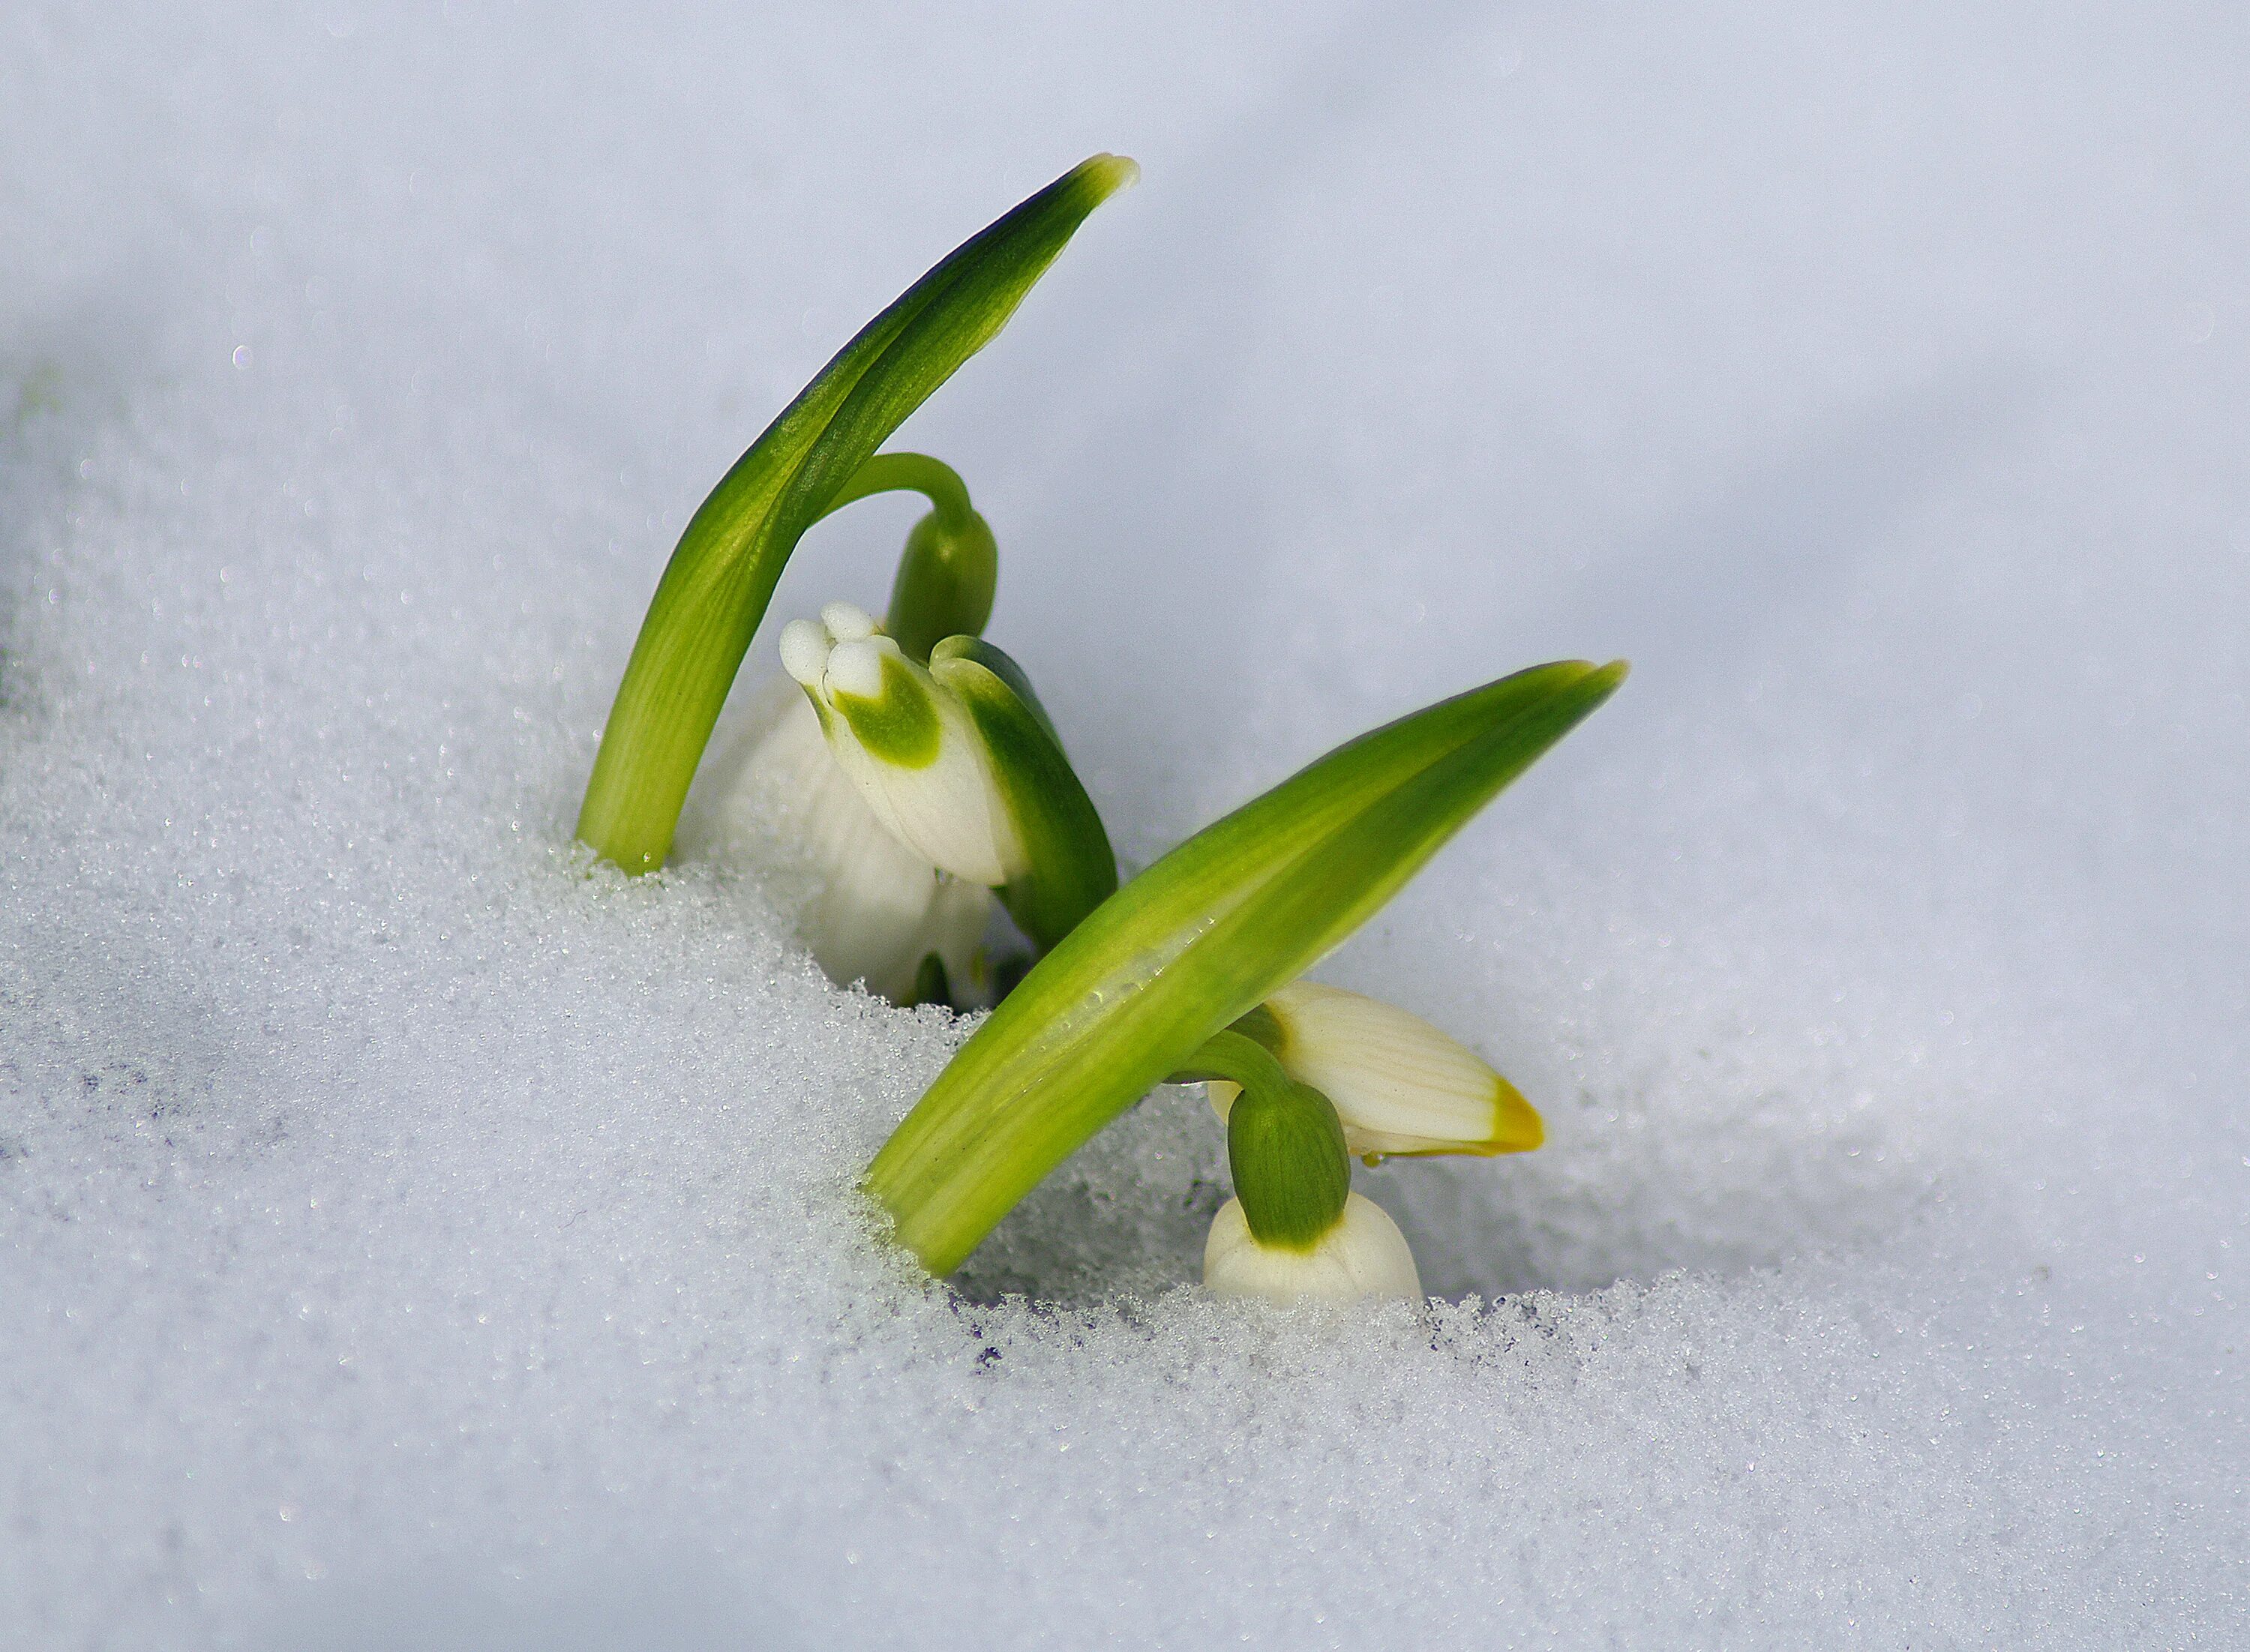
[
  {"left": 576, "top": 155, "right": 1138, "bottom": 872},
  {"left": 1226, "top": 1081, "right": 1351, "bottom": 1249},
  {"left": 1180, "top": 1027, "right": 1354, "bottom": 1250},
  {"left": 888, "top": 511, "right": 999, "bottom": 664},
  {"left": 928, "top": 635, "right": 1118, "bottom": 950},
  {"left": 865, "top": 657, "right": 1628, "bottom": 1274}
]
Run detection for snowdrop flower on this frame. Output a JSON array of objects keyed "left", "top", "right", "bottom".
[
  {"left": 577, "top": 156, "right": 1134, "bottom": 878},
  {"left": 1206, "top": 980, "right": 1542, "bottom": 1162},
  {"left": 1190, "top": 1047, "right": 1422, "bottom": 1303},
  {"left": 735, "top": 595, "right": 1111, "bottom": 997},
  {"left": 1189, "top": 978, "right": 1541, "bottom": 1302},
  {"left": 1202, "top": 1192, "right": 1422, "bottom": 1304},
  {"left": 868, "top": 657, "right": 1626, "bottom": 1279},
  {"left": 698, "top": 679, "right": 990, "bottom": 1004},
  {"left": 781, "top": 603, "right": 1024, "bottom": 889}
]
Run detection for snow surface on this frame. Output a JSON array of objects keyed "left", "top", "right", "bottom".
[{"left": 4, "top": 3, "right": 2247, "bottom": 1646}]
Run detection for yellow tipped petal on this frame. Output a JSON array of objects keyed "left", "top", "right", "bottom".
[{"left": 1210, "top": 981, "right": 1543, "bottom": 1159}]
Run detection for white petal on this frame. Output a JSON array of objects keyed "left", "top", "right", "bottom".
[
  {"left": 820, "top": 601, "right": 879, "bottom": 641},
  {"left": 805, "top": 631, "right": 1022, "bottom": 887},
  {"left": 694, "top": 685, "right": 990, "bottom": 1001},
  {"left": 823, "top": 634, "right": 891, "bottom": 700},
  {"left": 1209, "top": 981, "right": 1541, "bottom": 1159},
  {"left": 1202, "top": 1192, "right": 1422, "bottom": 1304},
  {"left": 778, "top": 619, "right": 832, "bottom": 688}
]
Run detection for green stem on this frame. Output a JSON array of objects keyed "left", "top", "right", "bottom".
[
  {"left": 1168, "top": 1028, "right": 1289, "bottom": 1093},
  {"left": 816, "top": 451, "right": 975, "bottom": 530}
]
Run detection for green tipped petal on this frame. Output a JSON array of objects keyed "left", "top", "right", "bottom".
[
  {"left": 576, "top": 155, "right": 1136, "bottom": 872},
  {"left": 832, "top": 649, "right": 945, "bottom": 768},
  {"left": 865, "top": 658, "right": 1628, "bottom": 1275},
  {"left": 782, "top": 607, "right": 1022, "bottom": 888},
  {"left": 929, "top": 636, "right": 1118, "bottom": 952}
]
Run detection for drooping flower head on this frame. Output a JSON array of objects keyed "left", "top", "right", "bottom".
[
  {"left": 1186, "top": 1030, "right": 1423, "bottom": 1303},
  {"left": 782, "top": 603, "right": 1024, "bottom": 889},
  {"left": 1186, "top": 977, "right": 1541, "bottom": 1298}
]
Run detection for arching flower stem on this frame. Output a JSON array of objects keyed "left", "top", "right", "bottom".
[{"left": 813, "top": 452, "right": 998, "bottom": 664}]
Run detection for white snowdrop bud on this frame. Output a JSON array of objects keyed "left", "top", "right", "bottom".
[
  {"left": 697, "top": 682, "right": 991, "bottom": 1003},
  {"left": 779, "top": 605, "right": 1024, "bottom": 888},
  {"left": 1202, "top": 1192, "right": 1422, "bottom": 1305},
  {"left": 1208, "top": 980, "right": 1543, "bottom": 1161}
]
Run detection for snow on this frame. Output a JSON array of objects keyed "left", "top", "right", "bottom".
[{"left": 3, "top": 1, "right": 2246, "bottom": 1645}]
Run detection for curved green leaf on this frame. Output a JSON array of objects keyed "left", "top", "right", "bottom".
[
  {"left": 577, "top": 154, "right": 1137, "bottom": 871},
  {"left": 865, "top": 658, "right": 1628, "bottom": 1274}
]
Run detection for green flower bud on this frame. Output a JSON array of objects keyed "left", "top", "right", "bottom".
[
  {"left": 1226, "top": 1078, "right": 1351, "bottom": 1250},
  {"left": 886, "top": 508, "right": 998, "bottom": 664}
]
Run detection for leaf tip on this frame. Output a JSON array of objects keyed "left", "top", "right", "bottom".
[{"left": 1076, "top": 152, "right": 1142, "bottom": 202}]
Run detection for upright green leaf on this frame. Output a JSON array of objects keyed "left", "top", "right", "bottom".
[
  {"left": 577, "top": 154, "right": 1138, "bottom": 871},
  {"left": 864, "top": 658, "right": 1628, "bottom": 1273}
]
